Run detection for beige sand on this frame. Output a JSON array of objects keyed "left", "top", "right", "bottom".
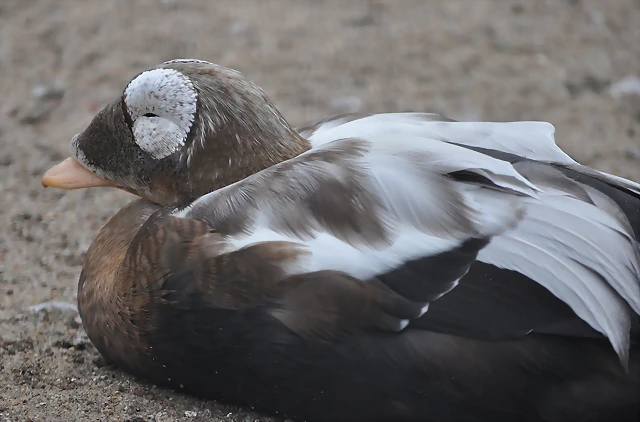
[{"left": 1, "top": 0, "right": 639, "bottom": 421}]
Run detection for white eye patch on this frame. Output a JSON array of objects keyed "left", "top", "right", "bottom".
[
  {"left": 132, "top": 117, "right": 187, "bottom": 160},
  {"left": 124, "top": 68, "right": 197, "bottom": 159}
]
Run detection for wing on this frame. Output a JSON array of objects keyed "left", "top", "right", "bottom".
[
  {"left": 174, "top": 114, "right": 640, "bottom": 368},
  {"left": 174, "top": 133, "right": 538, "bottom": 279},
  {"left": 171, "top": 134, "right": 531, "bottom": 325}
]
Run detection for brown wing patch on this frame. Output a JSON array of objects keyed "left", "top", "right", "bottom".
[
  {"left": 120, "top": 213, "right": 311, "bottom": 315},
  {"left": 269, "top": 272, "right": 427, "bottom": 342},
  {"left": 168, "top": 240, "right": 311, "bottom": 310},
  {"left": 185, "top": 138, "right": 394, "bottom": 247},
  {"left": 258, "top": 138, "right": 391, "bottom": 246}
]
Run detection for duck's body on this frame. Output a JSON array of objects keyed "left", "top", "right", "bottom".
[{"left": 43, "top": 60, "right": 640, "bottom": 421}]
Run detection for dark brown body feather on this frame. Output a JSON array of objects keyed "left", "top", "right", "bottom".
[{"left": 79, "top": 199, "right": 640, "bottom": 422}]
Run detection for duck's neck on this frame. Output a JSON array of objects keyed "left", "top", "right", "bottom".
[
  {"left": 191, "top": 126, "right": 310, "bottom": 194},
  {"left": 148, "top": 111, "right": 312, "bottom": 206}
]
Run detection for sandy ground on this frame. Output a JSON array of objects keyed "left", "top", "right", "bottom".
[{"left": 1, "top": 0, "right": 639, "bottom": 421}]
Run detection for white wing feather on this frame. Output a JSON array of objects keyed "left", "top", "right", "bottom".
[
  {"left": 478, "top": 188, "right": 640, "bottom": 363},
  {"left": 305, "top": 112, "right": 576, "bottom": 165}
]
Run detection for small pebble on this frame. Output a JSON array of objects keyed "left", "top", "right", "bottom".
[
  {"left": 18, "top": 101, "right": 56, "bottom": 125},
  {"left": 31, "top": 83, "right": 65, "bottom": 100},
  {"left": 92, "top": 355, "right": 108, "bottom": 367},
  {"left": 0, "top": 155, "right": 13, "bottom": 166},
  {"left": 72, "top": 329, "right": 90, "bottom": 349},
  {"left": 610, "top": 75, "right": 640, "bottom": 98}
]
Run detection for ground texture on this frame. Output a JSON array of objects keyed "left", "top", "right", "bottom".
[{"left": 1, "top": 0, "right": 640, "bottom": 421}]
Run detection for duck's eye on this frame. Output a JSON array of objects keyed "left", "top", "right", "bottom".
[{"left": 143, "top": 112, "right": 159, "bottom": 118}]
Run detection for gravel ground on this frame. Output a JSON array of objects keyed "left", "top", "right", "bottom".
[{"left": 1, "top": 0, "right": 639, "bottom": 421}]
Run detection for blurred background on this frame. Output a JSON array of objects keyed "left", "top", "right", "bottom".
[{"left": 1, "top": 0, "right": 639, "bottom": 420}]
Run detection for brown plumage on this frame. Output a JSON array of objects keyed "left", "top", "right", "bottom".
[{"left": 42, "top": 59, "right": 640, "bottom": 421}]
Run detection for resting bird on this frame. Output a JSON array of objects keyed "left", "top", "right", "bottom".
[{"left": 42, "top": 59, "right": 640, "bottom": 421}]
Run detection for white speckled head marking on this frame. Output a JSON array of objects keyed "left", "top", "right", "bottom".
[{"left": 124, "top": 68, "right": 197, "bottom": 159}]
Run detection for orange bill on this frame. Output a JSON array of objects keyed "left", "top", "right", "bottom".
[{"left": 42, "top": 157, "right": 116, "bottom": 189}]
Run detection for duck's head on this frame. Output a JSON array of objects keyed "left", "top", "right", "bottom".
[{"left": 42, "top": 59, "right": 310, "bottom": 205}]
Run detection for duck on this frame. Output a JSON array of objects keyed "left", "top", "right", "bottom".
[{"left": 41, "top": 59, "right": 640, "bottom": 422}]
